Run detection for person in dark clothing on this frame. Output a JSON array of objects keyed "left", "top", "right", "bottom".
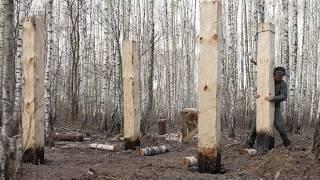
[{"left": 244, "top": 66, "right": 291, "bottom": 148}]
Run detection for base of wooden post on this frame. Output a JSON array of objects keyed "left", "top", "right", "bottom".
[
  {"left": 198, "top": 147, "right": 222, "bottom": 174},
  {"left": 256, "top": 131, "right": 274, "bottom": 154},
  {"left": 22, "top": 147, "right": 45, "bottom": 165},
  {"left": 124, "top": 138, "right": 140, "bottom": 150}
]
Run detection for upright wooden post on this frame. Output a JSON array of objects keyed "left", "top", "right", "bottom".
[
  {"left": 22, "top": 17, "right": 46, "bottom": 164},
  {"left": 198, "top": 0, "right": 222, "bottom": 174},
  {"left": 256, "top": 23, "right": 275, "bottom": 153},
  {"left": 122, "top": 40, "right": 141, "bottom": 150}
]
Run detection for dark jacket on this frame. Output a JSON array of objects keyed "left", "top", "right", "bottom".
[{"left": 272, "top": 80, "right": 287, "bottom": 109}]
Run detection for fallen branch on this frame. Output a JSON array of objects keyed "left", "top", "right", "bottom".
[
  {"left": 89, "top": 143, "right": 119, "bottom": 151},
  {"left": 88, "top": 168, "right": 118, "bottom": 180},
  {"left": 239, "top": 148, "right": 257, "bottom": 156},
  {"left": 139, "top": 145, "right": 170, "bottom": 156},
  {"left": 182, "top": 156, "right": 198, "bottom": 168},
  {"left": 54, "top": 133, "right": 84, "bottom": 141}
]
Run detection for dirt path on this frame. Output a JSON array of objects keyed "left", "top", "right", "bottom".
[{"left": 19, "top": 129, "right": 320, "bottom": 180}]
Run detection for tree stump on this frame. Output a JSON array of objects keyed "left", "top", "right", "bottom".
[
  {"left": 158, "top": 119, "right": 166, "bottom": 135},
  {"left": 180, "top": 108, "right": 198, "bottom": 143}
]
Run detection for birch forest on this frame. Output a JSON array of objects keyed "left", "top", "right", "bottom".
[{"left": 0, "top": 0, "right": 320, "bottom": 179}]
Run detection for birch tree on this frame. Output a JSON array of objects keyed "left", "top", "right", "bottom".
[
  {"left": 45, "top": 0, "right": 54, "bottom": 146},
  {"left": 0, "top": 0, "right": 15, "bottom": 178}
]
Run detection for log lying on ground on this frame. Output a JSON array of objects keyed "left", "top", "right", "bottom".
[
  {"left": 158, "top": 133, "right": 182, "bottom": 142},
  {"left": 182, "top": 156, "right": 198, "bottom": 168},
  {"left": 239, "top": 148, "right": 257, "bottom": 156},
  {"left": 53, "top": 133, "right": 84, "bottom": 141},
  {"left": 139, "top": 145, "right": 170, "bottom": 156},
  {"left": 89, "top": 143, "right": 119, "bottom": 151}
]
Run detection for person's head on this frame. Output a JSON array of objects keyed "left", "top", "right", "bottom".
[{"left": 273, "top": 66, "right": 286, "bottom": 81}]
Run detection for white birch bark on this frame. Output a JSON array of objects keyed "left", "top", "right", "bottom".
[
  {"left": 45, "top": 0, "right": 54, "bottom": 146},
  {"left": 10, "top": 0, "right": 26, "bottom": 138}
]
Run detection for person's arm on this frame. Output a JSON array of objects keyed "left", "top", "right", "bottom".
[{"left": 271, "top": 82, "right": 287, "bottom": 102}]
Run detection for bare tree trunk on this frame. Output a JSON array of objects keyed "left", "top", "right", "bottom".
[
  {"left": 45, "top": 0, "right": 54, "bottom": 146},
  {"left": 141, "top": 0, "right": 154, "bottom": 134},
  {"left": 288, "top": 0, "right": 298, "bottom": 132},
  {"left": 227, "top": 0, "right": 237, "bottom": 138},
  {"left": 312, "top": 120, "right": 320, "bottom": 159},
  {"left": 11, "top": 0, "right": 26, "bottom": 137},
  {"left": 1, "top": 0, "right": 15, "bottom": 138},
  {"left": 0, "top": 0, "right": 14, "bottom": 178}
]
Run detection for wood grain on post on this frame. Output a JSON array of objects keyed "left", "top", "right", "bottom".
[
  {"left": 22, "top": 17, "right": 46, "bottom": 164},
  {"left": 122, "top": 40, "right": 141, "bottom": 150},
  {"left": 198, "top": 0, "right": 222, "bottom": 174},
  {"left": 256, "top": 23, "right": 275, "bottom": 154}
]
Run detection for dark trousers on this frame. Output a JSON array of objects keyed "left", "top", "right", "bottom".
[{"left": 247, "top": 109, "right": 291, "bottom": 147}]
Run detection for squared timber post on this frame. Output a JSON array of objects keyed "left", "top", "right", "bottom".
[
  {"left": 256, "top": 23, "right": 275, "bottom": 154},
  {"left": 22, "top": 17, "right": 46, "bottom": 164},
  {"left": 198, "top": 0, "right": 222, "bottom": 174},
  {"left": 122, "top": 40, "right": 141, "bottom": 150}
]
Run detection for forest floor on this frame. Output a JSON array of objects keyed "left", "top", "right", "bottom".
[{"left": 18, "top": 125, "right": 320, "bottom": 180}]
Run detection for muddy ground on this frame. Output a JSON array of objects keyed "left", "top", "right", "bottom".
[{"left": 18, "top": 126, "right": 320, "bottom": 180}]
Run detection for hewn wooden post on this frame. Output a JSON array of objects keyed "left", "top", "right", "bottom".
[
  {"left": 22, "top": 17, "right": 46, "bottom": 164},
  {"left": 198, "top": 0, "right": 222, "bottom": 174},
  {"left": 256, "top": 23, "right": 275, "bottom": 154},
  {"left": 122, "top": 40, "right": 141, "bottom": 150}
]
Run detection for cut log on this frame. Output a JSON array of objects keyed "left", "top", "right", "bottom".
[
  {"left": 122, "top": 41, "right": 141, "bottom": 150},
  {"left": 198, "top": 0, "right": 222, "bottom": 174},
  {"left": 180, "top": 108, "right": 198, "bottom": 141},
  {"left": 158, "top": 119, "right": 166, "bottom": 135},
  {"left": 239, "top": 148, "right": 257, "bottom": 156},
  {"left": 158, "top": 133, "right": 182, "bottom": 142},
  {"left": 89, "top": 143, "right": 119, "bottom": 151},
  {"left": 22, "top": 17, "right": 46, "bottom": 165},
  {"left": 182, "top": 156, "right": 198, "bottom": 168},
  {"left": 53, "top": 133, "right": 84, "bottom": 142},
  {"left": 256, "top": 23, "right": 276, "bottom": 154},
  {"left": 139, "top": 145, "right": 170, "bottom": 156},
  {"left": 182, "top": 127, "right": 198, "bottom": 143}
]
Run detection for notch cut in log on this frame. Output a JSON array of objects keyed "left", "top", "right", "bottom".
[
  {"left": 139, "top": 145, "right": 170, "bottom": 156},
  {"left": 53, "top": 133, "right": 84, "bottom": 142},
  {"left": 256, "top": 23, "right": 275, "bottom": 154},
  {"left": 182, "top": 156, "right": 198, "bottom": 168},
  {"left": 22, "top": 17, "right": 46, "bottom": 165},
  {"left": 198, "top": 0, "right": 222, "bottom": 174},
  {"left": 122, "top": 40, "right": 141, "bottom": 150},
  {"left": 239, "top": 149, "right": 257, "bottom": 156},
  {"left": 158, "top": 119, "right": 166, "bottom": 135},
  {"left": 89, "top": 143, "right": 119, "bottom": 151}
]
